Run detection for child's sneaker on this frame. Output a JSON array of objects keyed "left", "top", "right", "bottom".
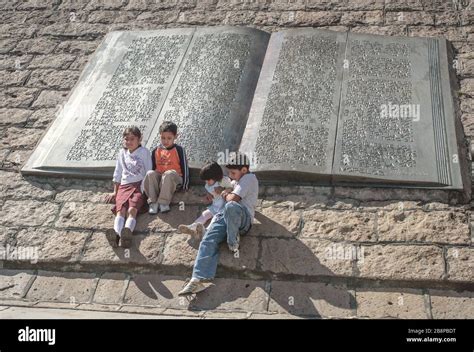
[
  {"left": 178, "top": 222, "right": 205, "bottom": 239},
  {"left": 228, "top": 243, "right": 239, "bottom": 253},
  {"left": 228, "top": 234, "right": 240, "bottom": 253},
  {"left": 120, "top": 227, "right": 133, "bottom": 248},
  {"left": 177, "top": 278, "right": 207, "bottom": 296},
  {"left": 195, "top": 223, "right": 205, "bottom": 238},
  {"left": 159, "top": 204, "right": 170, "bottom": 213},
  {"left": 149, "top": 202, "right": 159, "bottom": 214}
]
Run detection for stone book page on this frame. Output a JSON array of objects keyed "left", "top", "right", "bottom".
[
  {"left": 240, "top": 28, "right": 346, "bottom": 184},
  {"left": 332, "top": 32, "right": 461, "bottom": 189},
  {"left": 22, "top": 27, "right": 270, "bottom": 177},
  {"left": 240, "top": 28, "right": 466, "bottom": 190},
  {"left": 145, "top": 26, "right": 269, "bottom": 169}
]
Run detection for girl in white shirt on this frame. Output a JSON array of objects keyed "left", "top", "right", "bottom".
[{"left": 106, "top": 126, "right": 152, "bottom": 248}]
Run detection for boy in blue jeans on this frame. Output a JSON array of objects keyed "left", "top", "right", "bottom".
[{"left": 178, "top": 153, "right": 258, "bottom": 296}]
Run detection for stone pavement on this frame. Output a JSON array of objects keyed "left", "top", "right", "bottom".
[{"left": 0, "top": 0, "right": 473, "bottom": 318}]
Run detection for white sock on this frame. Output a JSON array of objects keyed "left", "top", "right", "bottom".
[
  {"left": 125, "top": 217, "right": 136, "bottom": 232},
  {"left": 114, "top": 215, "right": 125, "bottom": 236},
  {"left": 196, "top": 210, "right": 213, "bottom": 224}
]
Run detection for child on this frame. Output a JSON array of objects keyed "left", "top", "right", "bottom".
[
  {"left": 143, "top": 121, "right": 189, "bottom": 214},
  {"left": 178, "top": 152, "right": 259, "bottom": 296},
  {"left": 178, "top": 161, "right": 233, "bottom": 239},
  {"left": 106, "top": 126, "right": 152, "bottom": 248}
]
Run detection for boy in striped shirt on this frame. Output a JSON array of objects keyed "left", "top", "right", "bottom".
[{"left": 143, "top": 121, "right": 189, "bottom": 214}]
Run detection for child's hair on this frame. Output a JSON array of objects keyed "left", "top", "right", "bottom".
[
  {"left": 122, "top": 126, "right": 142, "bottom": 149},
  {"left": 225, "top": 152, "right": 250, "bottom": 170},
  {"left": 200, "top": 161, "right": 224, "bottom": 181},
  {"left": 159, "top": 121, "right": 178, "bottom": 135}
]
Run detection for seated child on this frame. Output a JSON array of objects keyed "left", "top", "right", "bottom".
[
  {"left": 178, "top": 161, "right": 233, "bottom": 239},
  {"left": 143, "top": 121, "right": 189, "bottom": 214},
  {"left": 106, "top": 126, "right": 152, "bottom": 248},
  {"left": 178, "top": 153, "right": 259, "bottom": 296}
]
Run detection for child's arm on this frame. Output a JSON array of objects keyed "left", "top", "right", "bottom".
[
  {"left": 204, "top": 191, "right": 213, "bottom": 204},
  {"left": 219, "top": 177, "right": 235, "bottom": 200},
  {"left": 224, "top": 193, "right": 241, "bottom": 202},
  {"left": 112, "top": 151, "right": 123, "bottom": 184},
  {"left": 113, "top": 182, "right": 120, "bottom": 196},
  {"left": 212, "top": 186, "right": 224, "bottom": 196},
  {"left": 144, "top": 148, "right": 153, "bottom": 173},
  {"left": 223, "top": 179, "right": 246, "bottom": 203},
  {"left": 216, "top": 187, "right": 233, "bottom": 197},
  {"left": 107, "top": 151, "right": 123, "bottom": 203}
]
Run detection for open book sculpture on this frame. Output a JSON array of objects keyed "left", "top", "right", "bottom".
[{"left": 22, "top": 26, "right": 469, "bottom": 190}]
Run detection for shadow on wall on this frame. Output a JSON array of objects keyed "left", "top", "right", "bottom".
[{"left": 128, "top": 211, "right": 356, "bottom": 318}]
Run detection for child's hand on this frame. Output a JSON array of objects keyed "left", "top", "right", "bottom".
[
  {"left": 214, "top": 186, "right": 224, "bottom": 194},
  {"left": 105, "top": 193, "right": 116, "bottom": 204},
  {"left": 204, "top": 194, "right": 213, "bottom": 204}
]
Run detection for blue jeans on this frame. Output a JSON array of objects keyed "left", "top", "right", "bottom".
[{"left": 192, "top": 201, "right": 252, "bottom": 280}]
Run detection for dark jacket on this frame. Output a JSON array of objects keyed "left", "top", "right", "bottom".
[{"left": 150, "top": 144, "right": 189, "bottom": 191}]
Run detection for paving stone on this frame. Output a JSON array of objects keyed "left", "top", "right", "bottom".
[
  {"left": 301, "top": 209, "right": 376, "bottom": 242},
  {"left": 55, "top": 202, "right": 114, "bottom": 230},
  {"left": 260, "top": 238, "right": 357, "bottom": 277},
  {"left": 356, "top": 288, "right": 428, "bottom": 319},
  {"left": 123, "top": 274, "right": 190, "bottom": 309},
  {"left": 93, "top": 272, "right": 128, "bottom": 304},
  {"left": 2, "top": 126, "right": 44, "bottom": 149},
  {"left": 13, "top": 37, "right": 59, "bottom": 55},
  {"left": 446, "top": 247, "right": 474, "bottom": 282},
  {"left": 32, "top": 90, "right": 70, "bottom": 108},
  {"left": 1, "top": 199, "right": 60, "bottom": 226},
  {"left": 135, "top": 206, "right": 200, "bottom": 233},
  {"left": 268, "top": 281, "right": 355, "bottom": 318},
  {"left": 358, "top": 245, "right": 445, "bottom": 281},
  {"left": 188, "top": 278, "right": 268, "bottom": 312},
  {"left": 1, "top": 87, "right": 38, "bottom": 108},
  {"left": 377, "top": 209, "right": 470, "bottom": 244},
  {"left": 251, "top": 207, "right": 301, "bottom": 238},
  {"left": 80, "top": 231, "right": 122, "bottom": 264},
  {"left": 0, "top": 269, "right": 35, "bottom": 300},
  {"left": 15, "top": 227, "right": 88, "bottom": 263},
  {"left": 0, "top": 108, "right": 32, "bottom": 126},
  {"left": 26, "top": 271, "right": 96, "bottom": 303},
  {"left": 430, "top": 289, "right": 474, "bottom": 319},
  {"left": 26, "top": 69, "right": 80, "bottom": 89},
  {"left": 0, "top": 170, "right": 55, "bottom": 200}
]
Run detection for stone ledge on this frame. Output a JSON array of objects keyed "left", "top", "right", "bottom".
[
  {"left": 1, "top": 236, "right": 472, "bottom": 286},
  {"left": 1, "top": 270, "right": 473, "bottom": 318}
]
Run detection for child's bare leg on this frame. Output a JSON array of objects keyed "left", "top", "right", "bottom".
[
  {"left": 196, "top": 209, "right": 213, "bottom": 224},
  {"left": 178, "top": 210, "right": 212, "bottom": 238}
]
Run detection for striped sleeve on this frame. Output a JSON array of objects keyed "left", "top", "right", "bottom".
[
  {"left": 151, "top": 147, "right": 157, "bottom": 171},
  {"left": 176, "top": 145, "right": 189, "bottom": 191}
]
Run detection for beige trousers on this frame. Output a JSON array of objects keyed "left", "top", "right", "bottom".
[{"left": 143, "top": 170, "right": 183, "bottom": 205}]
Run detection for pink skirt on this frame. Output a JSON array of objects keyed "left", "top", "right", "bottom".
[{"left": 111, "top": 181, "right": 146, "bottom": 215}]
